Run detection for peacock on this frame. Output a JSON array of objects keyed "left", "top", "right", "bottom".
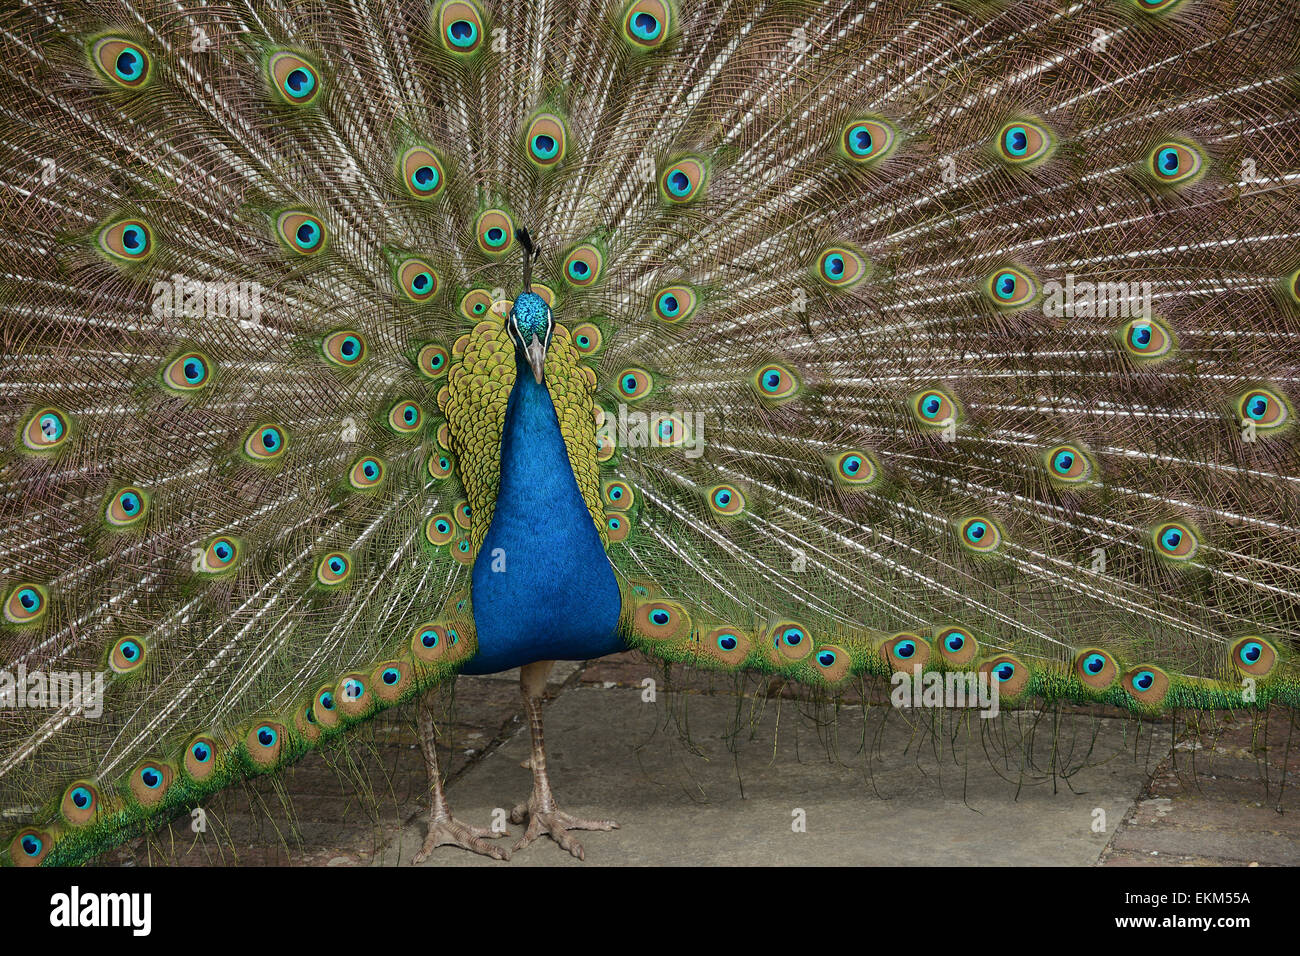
[{"left": 1, "top": 0, "right": 1298, "bottom": 867}]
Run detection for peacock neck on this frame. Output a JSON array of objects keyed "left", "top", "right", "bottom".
[{"left": 461, "top": 349, "right": 624, "bottom": 674}]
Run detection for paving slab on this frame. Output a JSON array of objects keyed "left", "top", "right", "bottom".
[{"left": 384, "top": 685, "right": 1167, "bottom": 866}]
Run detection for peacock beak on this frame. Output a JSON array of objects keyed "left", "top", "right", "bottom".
[{"left": 526, "top": 334, "right": 546, "bottom": 384}]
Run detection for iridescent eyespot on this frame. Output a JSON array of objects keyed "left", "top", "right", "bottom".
[
  {"left": 475, "top": 209, "right": 515, "bottom": 255},
  {"left": 707, "top": 484, "right": 745, "bottom": 517},
  {"left": 1045, "top": 444, "right": 1094, "bottom": 484},
  {"left": 323, "top": 331, "right": 366, "bottom": 367},
  {"left": 319, "top": 691, "right": 336, "bottom": 710},
  {"left": 753, "top": 363, "right": 800, "bottom": 402},
  {"left": 199, "top": 536, "right": 241, "bottom": 574},
  {"left": 1231, "top": 636, "right": 1276, "bottom": 677},
  {"left": 428, "top": 453, "right": 454, "bottom": 479},
  {"left": 1152, "top": 521, "right": 1197, "bottom": 561},
  {"left": 1073, "top": 648, "right": 1118, "bottom": 690},
  {"left": 98, "top": 218, "right": 153, "bottom": 261},
  {"left": 245, "top": 423, "right": 288, "bottom": 461},
  {"left": 700, "top": 626, "right": 749, "bottom": 666},
  {"left": 437, "top": 0, "right": 485, "bottom": 54},
  {"left": 814, "top": 246, "right": 868, "bottom": 288},
  {"left": 571, "top": 323, "right": 602, "bottom": 354},
  {"left": 979, "top": 655, "right": 1029, "bottom": 697},
  {"left": 426, "top": 513, "right": 455, "bottom": 546},
  {"left": 840, "top": 117, "right": 897, "bottom": 164},
  {"left": 374, "top": 662, "right": 411, "bottom": 701},
  {"left": 63, "top": 782, "right": 100, "bottom": 824},
  {"left": 185, "top": 736, "right": 218, "bottom": 780},
  {"left": 4, "top": 584, "right": 47, "bottom": 624},
  {"left": 958, "top": 516, "right": 1002, "bottom": 553},
  {"left": 563, "top": 244, "right": 604, "bottom": 287},
  {"left": 936, "top": 626, "right": 977, "bottom": 666},
  {"left": 984, "top": 266, "right": 1038, "bottom": 309},
  {"left": 390, "top": 258, "right": 438, "bottom": 304},
  {"left": 660, "top": 157, "right": 706, "bottom": 203},
  {"left": 12, "top": 829, "right": 48, "bottom": 865},
  {"left": 1147, "top": 140, "right": 1205, "bottom": 187},
  {"left": 106, "top": 486, "right": 149, "bottom": 527},
  {"left": 832, "top": 449, "right": 878, "bottom": 487},
  {"left": 633, "top": 600, "right": 691, "bottom": 641},
  {"left": 460, "top": 288, "right": 494, "bottom": 319},
  {"left": 996, "top": 119, "right": 1053, "bottom": 166},
  {"left": 91, "top": 37, "right": 151, "bottom": 88},
  {"left": 451, "top": 534, "right": 473, "bottom": 564},
  {"left": 163, "top": 351, "right": 212, "bottom": 390},
  {"left": 616, "top": 367, "right": 653, "bottom": 401},
  {"left": 341, "top": 678, "right": 366, "bottom": 701},
  {"left": 276, "top": 211, "right": 326, "bottom": 254},
  {"left": 525, "top": 112, "right": 567, "bottom": 167},
  {"left": 110, "top": 636, "right": 146, "bottom": 674},
  {"left": 388, "top": 401, "right": 423, "bottom": 434},
  {"left": 317, "top": 551, "right": 352, "bottom": 586},
  {"left": 400, "top": 146, "right": 445, "bottom": 198},
  {"left": 1132, "top": 0, "right": 1186, "bottom": 11},
  {"left": 131, "top": 762, "right": 173, "bottom": 804},
  {"left": 1124, "top": 666, "right": 1169, "bottom": 706},
  {"left": 1121, "top": 317, "right": 1175, "bottom": 360},
  {"left": 652, "top": 285, "right": 698, "bottom": 323},
  {"left": 912, "top": 388, "right": 959, "bottom": 426},
  {"left": 268, "top": 51, "right": 320, "bottom": 106},
  {"left": 22, "top": 407, "right": 70, "bottom": 452},
  {"left": 246, "top": 722, "right": 284, "bottom": 767},
  {"left": 349, "top": 456, "right": 385, "bottom": 490},
  {"left": 603, "top": 480, "right": 634, "bottom": 510},
  {"left": 650, "top": 412, "right": 689, "bottom": 448},
  {"left": 1238, "top": 387, "right": 1289, "bottom": 432},
  {"left": 605, "top": 513, "right": 630, "bottom": 542},
  {"left": 622, "top": 0, "right": 671, "bottom": 49},
  {"left": 411, "top": 345, "right": 448, "bottom": 382},
  {"left": 880, "top": 632, "right": 929, "bottom": 671},
  {"left": 813, "top": 644, "right": 851, "bottom": 682},
  {"left": 769, "top": 621, "right": 814, "bottom": 662}
]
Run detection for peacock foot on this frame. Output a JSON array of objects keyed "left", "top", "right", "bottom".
[
  {"left": 509, "top": 799, "right": 618, "bottom": 861},
  {"left": 413, "top": 814, "right": 511, "bottom": 863}
]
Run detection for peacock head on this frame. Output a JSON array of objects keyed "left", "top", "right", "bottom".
[{"left": 507, "top": 291, "right": 554, "bottom": 384}]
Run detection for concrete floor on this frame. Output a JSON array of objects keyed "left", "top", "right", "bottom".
[{"left": 103, "top": 651, "right": 1300, "bottom": 867}]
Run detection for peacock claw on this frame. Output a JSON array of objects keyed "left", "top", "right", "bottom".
[
  {"left": 509, "top": 801, "right": 618, "bottom": 861},
  {"left": 413, "top": 815, "right": 511, "bottom": 863}
]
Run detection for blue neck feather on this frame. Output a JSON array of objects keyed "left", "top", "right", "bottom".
[{"left": 462, "top": 350, "right": 625, "bottom": 674}]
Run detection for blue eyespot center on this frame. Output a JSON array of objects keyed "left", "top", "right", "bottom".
[
  {"left": 631, "top": 12, "right": 662, "bottom": 41},
  {"left": 1158, "top": 148, "right": 1179, "bottom": 174},
  {"left": 782, "top": 627, "right": 804, "bottom": 647},
  {"left": 448, "top": 19, "right": 478, "bottom": 47},
  {"left": 257, "top": 726, "right": 277, "bottom": 747},
  {"left": 994, "top": 663, "right": 1016, "bottom": 682},
  {"left": 893, "top": 639, "right": 915, "bottom": 659},
  {"left": 668, "top": 170, "right": 690, "bottom": 195},
  {"left": 718, "top": 634, "right": 738, "bottom": 651},
  {"left": 382, "top": 668, "right": 401, "bottom": 685},
  {"left": 421, "top": 629, "right": 439, "bottom": 648},
  {"left": 651, "top": 609, "right": 670, "bottom": 626},
  {"left": 71, "top": 787, "right": 91, "bottom": 809},
  {"left": 817, "top": 650, "right": 836, "bottom": 667},
  {"left": 296, "top": 221, "right": 320, "bottom": 248},
  {"left": 115, "top": 48, "right": 144, "bottom": 81},
  {"left": 1084, "top": 654, "right": 1106, "bottom": 675},
  {"left": 18, "top": 588, "right": 40, "bottom": 611},
  {"left": 412, "top": 165, "right": 440, "bottom": 191},
  {"left": 1240, "top": 642, "right": 1262, "bottom": 664},
  {"left": 1005, "top": 126, "right": 1028, "bottom": 156},
  {"left": 343, "top": 679, "right": 364, "bottom": 699},
  {"left": 996, "top": 273, "right": 1017, "bottom": 298},
  {"left": 945, "top": 633, "right": 965, "bottom": 652},
  {"left": 192, "top": 743, "right": 211, "bottom": 762},
  {"left": 141, "top": 768, "right": 161, "bottom": 788},
  {"left": 319, "top": 692, "right": 335, "bottom": 709},
  {"left": 21, "top": 835, "right": 41, "bottom": 856},
  {"left": 1134, "top": 670, "right": 1155, "bottom": 691}
]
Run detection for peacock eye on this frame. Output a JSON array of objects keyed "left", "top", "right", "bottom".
[
  {"left": 276, "top": 211, "right": 326, "bottom": 254},
  {"left": 984, "top": 266, "right": 1038, "bottom": 309},
  {"left": 1121, "top": 317, "right": 1175, "bottom": 360},
  {"left": 840, "top": 118, "right": 897, "bottom": 164},
  {"left": 622, "top": 0, "right": 671, "bottom": 48},
  {"left": 323, "top": 331, "right": 366, "bottom": 367},
  {"left": 660, "top": 157, "right": 707, "bottom": 203},
  {"left": 892, "top": 638, "right": 915, "bottom": 659},
  {"left": 912, "top": 388, "right": 958, "bottom": 426},
  {"left": 781, "top": 626, "right": 805, "bottom": 648},
  {"left": 162, "top": 351, "right": 212, "bottom": 390},
  {"left": 525, "top": 112, "right": 567, "bottom": 167},
  {"left": 400, "top": 146, "right": 445, "bottom": 198},
  {"left": 388, "top": 401, "right": 423, "bottom": 434},
  {"left": 814, "top": 246, "right": 868, "bottom": 288},
  {"left": 98, "top": 218, "right": 153, "bottom": 261},
  {"left": 317, "top": 551, "right": 352, "bottom": 586},
  {"left": 110, "top": 636, "right": 147, "bottom": 673},
  {"left": 382, "top": 667, "right": 401, "bottom": 685},
  {"left": 571, "top": 323, "right": 602, "bottom": 354},
  {"left": 4, "top": 584, "right": 47, "bottom": 624},
  {"left": 256, "top": 725, "right": 278, "bottom": 747},
  {"left": 652, "top": 285, "right": 698, "bottom": 323},
  {"left": 1238, "top": 387, "right": 1288, "bottom": 431},
  {"left": 563, "top": 244, "right": 604, "bottom": 287},
  {"left": 1146, "top": 140, "right": 1205, "bottom": 187},
  {"left": 245, "top": 423, "right": 288, "bottom": 461},
  {"left": 958, "top": 516, "right": 1002, "bottom": 552},
  {"left": 752, "top": 363, "right": 800, "bottom": 402},
  {"left": 426, "top": 514, "right": 455, "bottom": 546},
  {"left": 92, "top": 37, "right": 152, "bottom": 88},
  {"left": 994, "top": 662, "right": 1016, "bottom": 682},
  {"left": 192, "top": 743, "right": 211, "bottom": 762},
  {"left": 996, "top": 119, "right": 1053, "bottom": 166},
  {"left": 832, "top": 449, "right": 877, "bottom": 487},
  {"left": 268, "top": 52, "right": 320, "bottom": 105},
  {"left": 418, "top": 343, "right": 450, "bottom": 378},
  {"left": 1046, "top": 444, "right": 1093, "bottom": 484},
  {"left": 459, "top": 288, "right": 494, "bottom": 320},
  {"left": 475, "top": 209, "right": 515, "bottom": 255},
  {"left": 437, "top": 1, "right": 485, "bottom": 54},
  {"left": 945, "top": 633, "right": 965, "bottom": 652},
  {"left": 708, "top": 484, "right": 745, "bottom": 517},
  {"left": 350, "top": 456, "right": 385, "bottom": 489},
  {"left": 1153, "top": 521, "right": 1197, "bottom": 560},
  {"left": 342, "top": 678, "right": 365, "bottom": 700},
  {"left": 422, "top": 629, "right": 439, "bottom": 648},
  {"left": 616, "top": 367, "right": 653, "bottom": 401},
  {"left": 319, "top": 691, "right": 335, "bottom": 710}
]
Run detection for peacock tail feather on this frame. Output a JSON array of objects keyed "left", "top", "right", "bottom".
[{"left": 1, "top": 0, "right": 1298, "bottom": 865}]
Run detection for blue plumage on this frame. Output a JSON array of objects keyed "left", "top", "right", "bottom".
[{"left": 463, "top": 349, "right": 625, "bottom": 674}]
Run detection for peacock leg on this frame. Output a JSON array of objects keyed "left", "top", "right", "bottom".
[
  {"left": 510, "top": 659, "right": 618, "bottom": 860},
  {"left": 413, "top": 682, "right": 511, "bottom": 863}
]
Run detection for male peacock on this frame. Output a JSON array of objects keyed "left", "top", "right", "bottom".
[{"left": 1, "top": 0, "right": 1298, "bottom": 866}]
